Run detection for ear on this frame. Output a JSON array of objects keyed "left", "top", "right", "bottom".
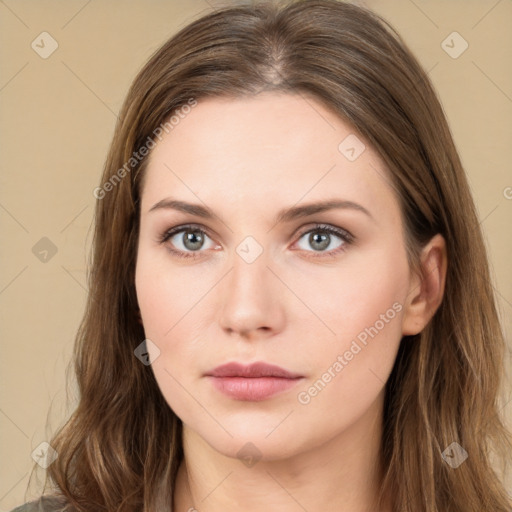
[{"left": 401, "top": 234, "right": 448, "bottom": 336}]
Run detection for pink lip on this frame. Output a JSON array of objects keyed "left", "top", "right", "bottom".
[{"left": 205, "top": 362, "right": 304, "bottom": 401}]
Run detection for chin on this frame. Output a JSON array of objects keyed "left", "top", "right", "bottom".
[{"left": 183, "top": 410, "right": 325, "bottom": 464}]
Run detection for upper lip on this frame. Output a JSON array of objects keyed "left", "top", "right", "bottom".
[{"left": 206, "top": 362, "right": 303, "bottom": 379}]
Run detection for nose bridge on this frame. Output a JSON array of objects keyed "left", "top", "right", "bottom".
[
  {"left": 228, "top": 240, "right": 273, "bottom": 302},
  {"left": 218, "top": 237, "right": 284, "bottom": 336}
]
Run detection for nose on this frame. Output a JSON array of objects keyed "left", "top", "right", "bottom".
[{"left": 218, "top": 248, "right": 286, "bottom": 340}]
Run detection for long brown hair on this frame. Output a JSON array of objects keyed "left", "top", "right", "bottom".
[{"left": 33, "top": 0, "right": 511, "bottom": 510}]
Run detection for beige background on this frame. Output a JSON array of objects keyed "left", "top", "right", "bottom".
[{"left": 1, "top": 0, "right": 511, "bottom": 508}]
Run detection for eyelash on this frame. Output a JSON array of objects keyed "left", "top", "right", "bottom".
[{"left": 158, "top": 223, "right": 354, "bottom": 260}]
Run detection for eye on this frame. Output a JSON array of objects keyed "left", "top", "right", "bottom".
[
  {"left": 159, "top": 224, "right": 218, "bottom": 259},
  {"left": 293, "top": 224, "right": 353, "bottom": 258},
  {"left": 159, "top": 223, "right": 354, "bottom": 260}
]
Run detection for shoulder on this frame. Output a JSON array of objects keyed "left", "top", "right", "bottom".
[{"left": 10, "top": 496, "right": 70, "bottom": 512}]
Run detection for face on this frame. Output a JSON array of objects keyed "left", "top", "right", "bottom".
[{"left": 135, "top": 92, "right": 413, "bottom": 460}]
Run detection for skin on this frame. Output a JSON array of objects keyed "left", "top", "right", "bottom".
[{"left": 135, "top": 92, "right": 447, "bottom": 512}]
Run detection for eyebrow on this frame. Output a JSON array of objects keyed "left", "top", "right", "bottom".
[{"left": 148, "top": 198, "right": 374, "bottom": 224}]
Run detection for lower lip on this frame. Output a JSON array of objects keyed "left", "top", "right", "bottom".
[{"left": 207, "top": 376, "right": 303, "bottom": 401}]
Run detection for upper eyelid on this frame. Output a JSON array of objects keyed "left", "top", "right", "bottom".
[
  {"left": 296, "top": 223, "right": 353, "bottom": 239},
  {"left": 162, "top": 223, "right": 216, "bottom": 241}
]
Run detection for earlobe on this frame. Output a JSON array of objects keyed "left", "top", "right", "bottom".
[{"left": 401, "top": 234, "right": 448, "bottom": 336}]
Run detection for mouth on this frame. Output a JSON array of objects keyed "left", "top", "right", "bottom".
[{"left": 205, "top": 362, "right": 304, "bottom": 401}]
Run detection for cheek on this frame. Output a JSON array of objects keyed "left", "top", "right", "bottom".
[
  {"left": 135, "top": 254, "right": 211, "bottom": 423},
  {"left": 293, "top": 250, "right": 408, "bottom": 419},
  {"left": 295, "top": 310, "right": 402, "bottom": 437},
  {"left": 287, "top": 244, "right": 409, "bottom": 347},
  {"left": 135, "top": 247, "right": 208, "bottom": 339},
  {"left": 135, "top": 249, "right": 221, "bottom": 397}
]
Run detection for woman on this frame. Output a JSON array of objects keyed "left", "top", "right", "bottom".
[{"left": 13, "top": 0, "right": 512, "bottom": 510}]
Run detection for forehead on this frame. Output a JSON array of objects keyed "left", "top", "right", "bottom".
[{"left": 140, "top": 92, "right": 401, "bottom": 226}]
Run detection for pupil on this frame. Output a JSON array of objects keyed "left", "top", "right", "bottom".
[
  {"left": 310, "top": 232, "right": 329, "bottom": 251},
  {"left": 184, "top": 230, "right": 203, "bottom": 250}
]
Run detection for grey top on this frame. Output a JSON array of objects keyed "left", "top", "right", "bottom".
[{"left": 10, "top": 496, "right": 70, "bottom": 512}]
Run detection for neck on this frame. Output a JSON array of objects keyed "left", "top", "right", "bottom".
[{"left": 173, "top": 393, "right": 391, "bottom": 512}]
